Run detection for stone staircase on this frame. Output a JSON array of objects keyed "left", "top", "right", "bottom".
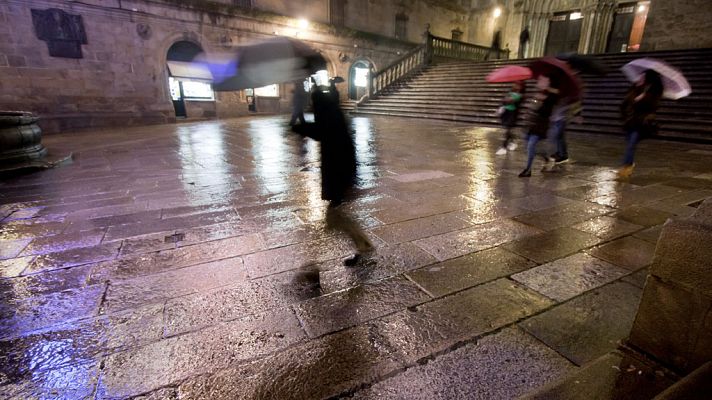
[{"left": 352, "top": 48, "right": 712, "bottom": 143}]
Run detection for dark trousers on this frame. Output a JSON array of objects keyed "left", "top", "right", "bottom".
[{"left": 622, "top": 130, "right": 640, "bottom": 165}]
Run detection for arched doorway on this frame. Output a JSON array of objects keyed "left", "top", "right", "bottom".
[
  {"left": 166, "top": 41, "right": 214, "bottom": 118},
  {"left": 349, "top": 60, "right": 370, "bottom": 100}
]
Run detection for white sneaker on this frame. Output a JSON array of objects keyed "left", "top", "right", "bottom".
[
  {"left": 507, "top": 142, "right": 518, "bottom": 151},
  {"left": 495, "top": 147, "right": 507, "bottom": 155}
]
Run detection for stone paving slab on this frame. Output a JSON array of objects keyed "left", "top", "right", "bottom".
[
  {"left": 1, "top": 115, "right": 712, "bottom": 398},
  {"left": 371, "top": 279, "right": 554, "bottom": 364},
  {"left": 98, "top": 308, "right": 305, "bottom": 398},
  {"left": 503, "top": 227, "right": 601, "bottom": 264},
  {"left": 413, "top": 218, "right": 542, "bottom": 261},
  {"left": 519, "top": 281, "right": 643, "bottom": 366},
  {"left": 406, "top": 247, "right": 535, "bottom": 297},
  {"left": 587, "top": 236, "right": 657, "bottom": 271},
  {"left": 511, "top": 253, "right": 629, "bottom": 302},
  {"left": 351, "top": 327, "right": 576, "bottom": 400},
  {"left": 294, "top": 275, "right": 431, "bottom": 338}
]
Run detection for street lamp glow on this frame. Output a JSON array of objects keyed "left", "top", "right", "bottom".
[
  {"left": 298, "top": 19, "right": 309, "bottom": 29},
  {"left": 637, "top": 4, "right": 647, "bottom": 12},
  {"left": 493, "top": 7, "right": 502, "bottom": 18}
]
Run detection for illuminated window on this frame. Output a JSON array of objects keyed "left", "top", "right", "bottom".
[
  {"left": 569, "top": 11, "right": 583, "bottom": 20},
  {"left": 169, "top": 77, "right": 181, "bottom": 101},
  {"left": 354, "top": 67, "right": 369, "bottom": 88},
  {"left": 254, "top": 84, "right": 279, "bottom": 97},
  {"left": 182, "top": 80, "right": 214, "bottom": 100}
]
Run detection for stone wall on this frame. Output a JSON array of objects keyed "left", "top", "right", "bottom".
[
  {"left": 628, "top": 197, "right": 712, "bottom": 374},
  {"left": 0, "top": 0, "right": 415, "bottom": 133},
  {"left": 641, "top": 0, "right": 712, "bottom": 51}
]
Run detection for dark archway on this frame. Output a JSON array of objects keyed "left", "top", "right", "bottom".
[
  {"left": 348, "top": 60, "right": 370, "bottom": 100},
  {"left": 167, "top": 41, "right": 204, "bottom": 118},
  {"left": 167, "top": 41, "right": 202, "bottom": 62}
]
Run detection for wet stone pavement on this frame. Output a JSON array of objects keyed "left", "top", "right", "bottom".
[{"left": 1, "top": 115, "right": 711, "bottom": 399}]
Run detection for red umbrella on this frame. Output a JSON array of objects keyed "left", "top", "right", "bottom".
[
  {"left": 486, "top": 65, "right": 532, "bottom": 83},
  {"left": 529, "top": 57, "right": 582, "bottom": 98}
]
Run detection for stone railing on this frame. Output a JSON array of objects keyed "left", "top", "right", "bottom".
[
  {"left": 366, "top": 33, "right": 508, "bottom": 100},
  {"left": 369, "top": 44, "right": 428, "bottom": 98},
  {"left": 430, "top": 33, "right": 509, "bottom": 61}
]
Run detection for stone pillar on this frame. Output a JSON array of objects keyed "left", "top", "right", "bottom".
[
  {"left": 589, "top": 2, "right": 617, "bottom": 54},
  {"left": 528, "top": 12, "right": 550, "bottom": 58},
  {"left": 628, "top": 197, "right": 712, "bottom": 374}
]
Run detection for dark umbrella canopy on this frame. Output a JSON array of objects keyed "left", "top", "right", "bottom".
[
  {"left": 529, "top": 57, "right": 582, "bottom": 98},
  {"left": 203, "top": 37, "right": 327, "bottom": 91},
  {"left": 556, "top": 52, "right": 607, "bottom": 75}
]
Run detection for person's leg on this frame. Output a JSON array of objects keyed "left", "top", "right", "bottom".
[
  {"left": 526, "top": 135, "right": 540, "bottom": 169},
  {"left": 619, "top": 130, "right": 640, "bottom": 178},
  {"left": 298, "top": 111, "right": 306, "bottom": 125},
  {"left": 556, "top": 119, "right": 568, "bottom": 161},
  {"left": 622, "top": 130, "right": 640, "bottom": 166},
  {"left": 520, "top": 134, "right": 539, "bottom": 177}
]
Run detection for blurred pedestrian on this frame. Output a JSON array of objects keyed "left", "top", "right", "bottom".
[
  {"left": 311, "top": 80, "right": 356, "bottom": 204},
  {"left": 519, "top": 74, "right": 560, "bottom": 177},
  {"left": 487, "top": 30, "right": 502, "bottom": 60},
  {"left": 519, "top": 26, "right": 530, "bottom": 59},
  {"left": 496, "top": 80, "right": 526, "bottom": 155},
  {"left": 548, "top": 94, "right": 582, "bottom": 164},
  {"left": 618, "top": 69, "right": 663, "bottom": 178},
  {"left": 311, "top": 79, "right": 373, "bottom": 264},
  {"left": 289, "top": 79, "right": 307, "bottom": 126}
]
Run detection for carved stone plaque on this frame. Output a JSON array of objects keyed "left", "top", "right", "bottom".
[{"left": 31, "top": 8, "right": 88, "bottom": 59}]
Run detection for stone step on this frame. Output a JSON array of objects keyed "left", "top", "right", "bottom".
[{"left": 362, "top": 47, "right": 712, "bottom": 141}]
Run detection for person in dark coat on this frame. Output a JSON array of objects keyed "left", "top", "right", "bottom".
[
  {"left": 496, "top": 80, "right": 526, "bottom": 155},
  {"left": 519, "top": 74, "right": 560, "bottom": 177},
  {"left": 289, "top": 79, "right": 307, "bottom": 126},
  {"left": 311, "top": 82, "right": 356, "bottom": 204},
  {"left": 618, "top": 69, "right": 663, "bottom": 178},
  {"left": 311, "top": 81, "right": 373, "bottom": 265}
]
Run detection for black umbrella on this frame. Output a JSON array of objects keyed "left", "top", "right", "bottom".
[
  {"left": 203, "top": 37, "right": 327, "bottom": 91},
  {"left": 556, "top": 52, "right": 607, "bottom": 75}
]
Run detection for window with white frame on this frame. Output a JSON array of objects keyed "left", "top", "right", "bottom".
[{"left": 254, "top": 84, "right": 279, "bottom": 97}]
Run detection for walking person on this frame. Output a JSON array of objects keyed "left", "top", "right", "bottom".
[
  {"left": 519, "top": 74, "right": 560, "bottom": 177},
  {"left": 548, "top": 95, "right": 583, "bottom": 164},
  {"left": 618, "top": 69, "right": 663, "bottom": 178},
  {"left": 289, "top": 79, "right": 307, "bottom": 126},
  {"left": 496, "top": 80, "right": 526, "bottom": 155},
  {"left": 311, "top": 78, "right": 373, "bottom": 264}
]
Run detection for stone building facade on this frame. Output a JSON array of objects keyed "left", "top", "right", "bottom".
[
  {"left": 2, "top": 0, "right": 453, "bottom": 133},
  {"left": 1, "top": 0, "right": 710, "bottom": 133}
]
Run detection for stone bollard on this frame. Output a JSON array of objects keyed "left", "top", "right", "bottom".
[
  {"left": 0, "top": 111, "right": 48, "bottom": 165},
  {"left": 628, "top": 197, "right": 712, "bottom": 374}
]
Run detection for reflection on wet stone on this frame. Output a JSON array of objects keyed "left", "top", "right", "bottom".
[
  {"left": 99, "top": 308, "right": 305, "bottom": 398},
  {"left": 1, "top": 115, "right": 711, "bottom": 398}
]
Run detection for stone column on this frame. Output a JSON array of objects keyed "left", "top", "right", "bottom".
[
  {"left": 589, "top": 1, "right": 617, "bottom": 54},
  {"left": 577, "top": 5, "right": 597, "bottom": 54},
  {"left": 528, "top": 12, "right": 550, "bottom": 57}
]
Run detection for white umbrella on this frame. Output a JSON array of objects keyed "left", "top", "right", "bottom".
[{"left": 621, "top": 58, "right": 691, "bottom": 100}]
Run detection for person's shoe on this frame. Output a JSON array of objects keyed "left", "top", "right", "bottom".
[
  {"left": 518, "top": 168, "right": 532, "bottom": 178},
  {"left": 507, "top": 141, "right": 518, "bottom": 151},
  {"left": 554, "top": 155, "right": 570, "bottom": 164},
  {"left": 495, "top": 147, "right": 508, "bottom": 155},
  {"left": 344, "top": 254, "right": 362, "bottom": 267},
  {"left": 617, "top": 163, "right": 635, "bottom": 178}
]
